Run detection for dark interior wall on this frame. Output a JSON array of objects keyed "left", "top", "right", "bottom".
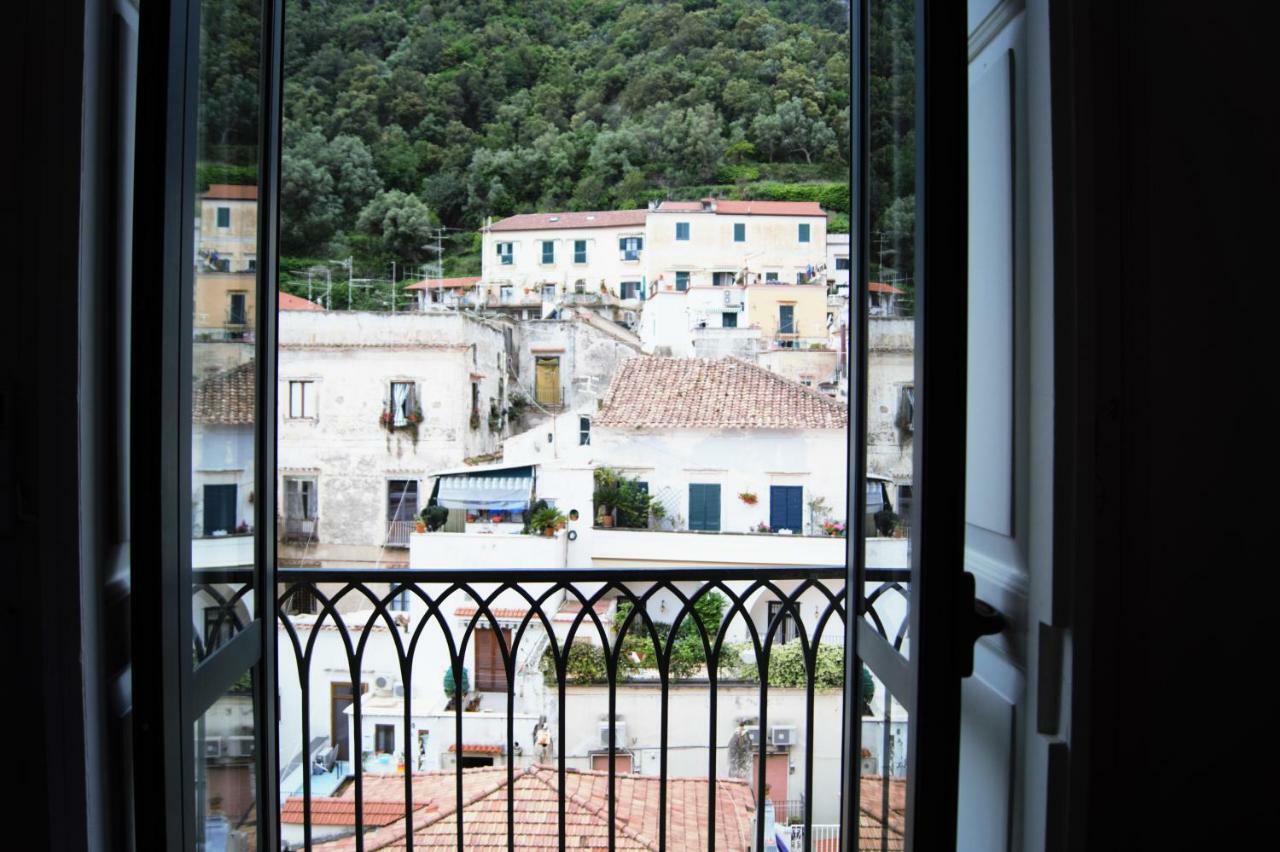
[{"left": 1057, "top": 2, "right": 1268, "bottom": 848}]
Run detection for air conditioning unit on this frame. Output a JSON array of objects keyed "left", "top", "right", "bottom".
[
  {"left": 204, "top": 737, "right": 224, "bottom": 759},
  {"left": 373, "top": 674, "right": 396, "bottom": 695},
  {"left": 598, "top": 721, "right": 627, "bottom": 748},
  {"left": 723, "top": 290, "right": 733, "bottom": 306},
  {"left": 743, "top": 725, "right": 761, "bottom": 748},
  {"left": 225, "top": 736, "right": 255, "bottom": 758},
  {"left": 770, "top": 726, "right": 797, "bottom": 748}
]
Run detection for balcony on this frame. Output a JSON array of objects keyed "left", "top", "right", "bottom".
[
  {"left": 281, "top": 516, "right": 318, "bottom": 543},
  {"left": 257, "top": 564, "right": 910, "bottom": 851},
  {"left": 385, "top": 519, "right": 415, "bottom": 548}
]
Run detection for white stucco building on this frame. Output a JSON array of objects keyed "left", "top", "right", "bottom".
[{"left": 275, "top": 309, "right": 512, "bottom": 567}]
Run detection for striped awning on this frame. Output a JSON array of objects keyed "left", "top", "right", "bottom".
[{"left": 435, "top": 466, "right": 533, "bottom": 511}]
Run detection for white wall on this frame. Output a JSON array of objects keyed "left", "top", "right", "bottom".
[
  {"left": 645, "top": 210, "right": 827, "bottom": 289},
  {"left": 482, "top": 223, "right": 647, "bottom": 306}
]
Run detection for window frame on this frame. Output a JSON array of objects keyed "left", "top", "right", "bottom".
[
  {"left": 287, "top": 379, "right": 314, "bottom": 419},
  {"left": 798, "top": 222, "right": 811, "bottom": 243},
  {"left": 675, "top": 270, "right": 689, "bottom": 291},
  {"left": 675, "top": 221, "right": 690, "bottom": 241},
  {"left": 215, "top": 205, "right": 231, "bottom": 228},
  {"left": 541, "top": 239, "right": 555, "bottom": 264},
  {"left": 573, "top": 239, "right": 587, "bottom": 264},
  {"left": 733, "top": 222, "right": 746, "bottom": 243}
]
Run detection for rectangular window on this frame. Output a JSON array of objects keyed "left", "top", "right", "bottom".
[
  {"left": 835, "top": 257, "right": 851, "bottom": 270},
  {"left": 227, "top": 292, "right": 247, "bottom": 325},
  {"left": 574, "top": 239, "right": 587, "bottom": 263},
  {"left": 474, "top": 628, "right": 511, "bottom": 692},
  {"left": 688, "top": 483, "right": 721, "bottom": 532},
  {"left": 579, "top": 416, "right": 591, "bottom": 446},
  {"left": 620, "top": 281, "right": 641, "bottom": 300},
  {"left": 535, "top": 356, "right": 561, "bottom": 406},
  {"left": 497, "top": 242, "right": 513, "bottom": 265},
  {"left": 722, "top": 312, "right": 737, "bottom": 328},
  {"left": 288, "top": 380, "right": 314, "bottom": 419},
  {"left": 675, "top": 271, "right": 689, "bottom": 291},
  {"left": 389, "top": 381, "right": 417, "bottom": 427},
  {"left": 798, "top": 223, "right": 811, "bottom": 243},
  {"left": 283, "top": 477, "right": 317, "bottom": 521},
  {"left": 541, "top": 283, "right": 556, "bottom": 301},
  {"left": 767, "top": 600, "right": 798, "bottom": 645},
  {"left": 375, "top": 724, "right": 395, "bottom": 755},
  {"left": 676, "top": 222, "right": 690, "bottom": 241},
  {"left": 766, "top": 272, "right": 779, "bottom": 283},
  {"left": 216, "top": 206, "right": 231, "bottom": 228},
  {"left": 541, "top": 240, "right": 555, "bottom": 264},
  {"left": 500, "top": 284, "right": 513, "bottom": 303},
  {"left": 713, "top": 271, "right": 735, "bottom": 287},
  {"left": 769, "top": 484, "right": 804, "bottom": 533},
  {"left": 778, "top": 304, "right": 795, "bottom": 334},
  {"left": 203, "top": 484, "right": 237, "bottom": 536},
  {"left": 387, "top": 480, "right": 419, "bottom": 523},
  {"left": 733, "top": 222, "right": 746, "bottom": 242},
  {"left": 619, "top": 236, "right": 643, "bottom": 260},
  {"left": 389, "top": 584, "right": 410, "bottom": 612}
]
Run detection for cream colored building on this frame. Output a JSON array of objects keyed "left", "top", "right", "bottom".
[
  {"left": 197, "top": 183, "right": 258, "bottom": 273},
  {"left": 479, "top": 209, "right": 649, "bottom": 317}
]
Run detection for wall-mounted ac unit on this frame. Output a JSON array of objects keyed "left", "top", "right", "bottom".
[
  {"left": 598, "top": 721, "right": 627, "bottom": 748},
  {"left": 204, "top": 737, "right": 224, "bottom": 759},
  {"left": 769, "top": 726, "right": 797, "bottom": 748},
  {"left": 743, "top": 725, "right": 761, "bottom": 748},
  {"left": 723, "top": 290, "right": 734, "bottom": 306},
  {"left": 373, "top": 674, "right": 396, "bottom": 695},
  {"left": 225, "top": 736, "right": 255, "bottom": 758}
]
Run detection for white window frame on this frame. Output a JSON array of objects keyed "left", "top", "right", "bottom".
[{"left": 287, "top": 380, "right": 316, "bottom": 420}]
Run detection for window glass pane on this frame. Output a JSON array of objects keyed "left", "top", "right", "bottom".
[
  {"left": 194, "top": 673, "right": 258, "bottom": 852},
  {"left": 191, "top": 0, "right": 260, "bottom": 667}
]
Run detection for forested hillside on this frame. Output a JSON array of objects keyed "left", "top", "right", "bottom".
[{"left": 200, "top": 0, "right": 913, "bottom": 298}]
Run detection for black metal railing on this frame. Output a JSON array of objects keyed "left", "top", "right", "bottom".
[{"left": 256, "top": 566, "right": 913, "bottom": 852}]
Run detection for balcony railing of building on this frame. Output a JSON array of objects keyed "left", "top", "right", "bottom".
[
  {"left": 282, "top": 516, "right": 318, "bottom": 543},
  {"left": 210, "top": 564, "right": 914, "bottom": 852},
  {"left": 386, "top": 520, "right": 415, "bottom": 548}
]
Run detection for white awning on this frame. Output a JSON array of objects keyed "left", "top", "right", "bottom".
[{"left": 434, "top": 466, "right": 534, "bottom": 511}]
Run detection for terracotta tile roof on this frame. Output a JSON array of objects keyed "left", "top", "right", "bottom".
[
  {"left": 280, "top": 796, "right": 427, "bottom": 827},
  {"left": 193, "top": 361, "right": 255, "bottom": 425},
  {"left": 595, "top": 357, "right": 847, "bottom": 430},
  {"left": 313, "top": 766, "right": 756, "bottom": 851},
  {"left": 454, "top": 607, "right": 529, "bottom": 620},
  {"left": 279, "top": 291, "right": 324, "bottom": 311},
  {"left": 202, "top": 183, "right": 257, "bottom": 201},
  {"left": 447, "top": 744, "right": 504, "bottom": 754},
  {"left": 405, "top": 276, "right": 482, "bottom": 291},
  {"left": 553, "top": 598, "right": 613, "bottom": 622},
  {"left": 489, "top": 210, "right": 647, "bottom": 232},
  {"left": 869, "top": 281, "right": 904, "bottom": 295},
  {"left": 654, "top": 199, "right": 825, "bottom": 216},
  {"left": 858, "top": 776, "right": 906, "bottom": 849}
]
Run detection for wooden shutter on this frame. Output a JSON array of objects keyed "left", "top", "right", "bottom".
[
  {"left": 475, "top": 628, "right": 510, "bottom": 692},
  {"left": 690, "top": 484, "right": 720, "bottom": 532}
]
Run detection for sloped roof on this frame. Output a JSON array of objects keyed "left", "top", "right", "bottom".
[
  {"left": 406, "top": 276, "right": 482, "bottom": 291},
  {"left": 869, "top": 282, "right": 904, "bottom": 295},
  {"left": 202, "top": 183, "right": 257, "bottom": 201},
  {"left": 193, "top": 361, "right": 254, "bottom": 425},
  {"left": 488, "top": 210, "right": 648, "bottom": 232},
  {"left": 279, "top": 291, "right": 324, "bottom": 311},
  {"left": 653, "top": 199, "right": 825, "bottom": 216},
  {"left": 313, "top": 766, "right": 756, "bottom": 851},
  {"left": 280, "top": 797, "right": 422, "bottom": 828},
  {"left": 595, "top": 357, "right": 847, "bottom": 430}
]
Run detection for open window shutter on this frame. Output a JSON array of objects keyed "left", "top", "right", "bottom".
[
  {"left": 688, "top": 485, "right": 704, "bottom": 531},
  {"left": 789, "top": 487, "right": 803, "bottom": 530},
  {"left": 705, "top": 485, "right": 720, "bottom": 531},
  {"left": 769, "top": 486, "right": 785, "bottom": 530}
]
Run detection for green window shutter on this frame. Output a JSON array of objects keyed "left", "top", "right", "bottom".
[
  {"left": 734, "top": 223, "right": 745, "bottom": 242},
  {"left": 798, "top": 223, "right": 810, "bottom": 242}
]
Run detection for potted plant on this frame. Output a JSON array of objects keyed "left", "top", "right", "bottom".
[
  {"left": 419, "top": 505, "right": 449, "bottom": 532},
  {"left": 529, "top": 506, "right": 566, "bottom": 537},
  {"left": 754, "top": 522, "right": 773, "bottom": 534},
  {"left": 414, "top": 519, "right": 426, "bottom": 534},
  {"left": 738, "top": 491, "right": 758, "bottom": 505},
  {"left": 443, "top": 666, "right": 470, "bottom": 711}
]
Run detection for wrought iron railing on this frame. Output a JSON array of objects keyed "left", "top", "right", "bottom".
[
  {"left": 385, "top": 520, "right": 414, "bottom": 547},
  {"left": 260, "top": 565, "right": 911, "bottom": 852}
]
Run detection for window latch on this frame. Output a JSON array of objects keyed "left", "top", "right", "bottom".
[{"left": 959, "top": 571, "right": 1006, "bottom": 677}]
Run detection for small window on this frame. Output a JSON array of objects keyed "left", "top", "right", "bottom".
[
  {"left": 541, "top": 240, "right": 555, "bottom": 264},
  {"left": 579, "top": 416, "right": 591, "bottom": 446},
  {"left": 574, "top": 239, "right": 587, "bottom": 263},
  {"left": 389, "top": 381, "right": 417, "bottom": 427},
  {"left": 688, "top": 483, "right": 721, "bottom": 532},
  {"left": 676, "top": 222, "right": 690, "bottom": 241},
  {"left": 767, "top": 600, "right": 798, "bottom": 645},
  {"left": 475, "top": 628, "right": 511, "bottom": 692},
  {"left": 675, "top": 271, "right": 689, "bottom": 291},
  {"left": 541, "top": 283, "right": 556, "bottom": 301},
  {"left": 246, "top": 258, "right": 257, "bottom": 272},
  {"left": 375, "top": 724, "right": 396, "bottom": 754},
  {"left": 497, "top": 242, "right": 513, "bottom": 265},
  {"left": 288, "top": 380, "right": 314, "bottom": 419},
  {"left": 619, "top": 236, "right": 643, "bottom": 261},
  {"left": 388, "top": 480, "right": 419, "bottom": 523},
  {"left": 216, "top": 206, "right": 231, "bottom": 228},
  {"left": 778, "top": 305, "right": 795, "bottom": 334},
  {"left": 798, "top": 223, "right": 811, "bottom": 243},
  {"left": 733, "top": 222, "right": 746, "bottom": 243},
  {"left": 227, "top": 292, "right": 247, "bottom": 325},
  {"left": 722, "top": 312, "right": 737, "bottom": 328},
  {"left": 389, "top": 584, "right": 410, "bottom": 612},
  {"left": 620, "top": 281, "right": 641, "bottom": 300},
  {"left": 765, "top": 272, "right": 779, "bottom": 283},
  {"left": 796, "top": 271, "right": 806, "bottom": 284},
  {"left": 835, "top": 257, "right": 851, "bottom": 270}
]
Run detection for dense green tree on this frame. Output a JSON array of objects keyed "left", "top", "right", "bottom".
[{"left": 356, "top": 190, "right": 438, "bottom": 262}]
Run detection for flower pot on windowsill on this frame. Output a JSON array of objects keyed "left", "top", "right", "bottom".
[
  {"left": 415, "top": 521, "right": 426, "bottom": 534},
  {"left": 543, "top": 527, "right": 556, "bottom": 537},
  {"left": 599, "top": 514, "right": 614, "bottom": 528}
]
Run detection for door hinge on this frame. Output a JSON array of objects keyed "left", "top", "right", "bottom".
[{"left": 960, "top": 571, "right": 1006, "bottom": 677}]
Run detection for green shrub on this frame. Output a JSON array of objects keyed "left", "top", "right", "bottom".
[
  {"left": 542, "top": 640, "right": 608, "bottom": 685},
  {"left": 737, "top": 642, "right": 853, "bottom": 691}
]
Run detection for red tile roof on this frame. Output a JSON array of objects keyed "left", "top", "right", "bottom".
[
  {"left": 454, "top": 607, "right": 529, "bottom": 620},
  {"left": 405, "top": 276, "right": 481, "bottom": 291},
  {"left": 595, "top": 357, "right": 847, "bottom": 430},
  {"left": 313, "top": 766, "right": 757, "bottom": 851},
  {"left": 553, "top": 599, "right": 613, "bottom": 622},
  {"left": 447, "top": 744, "right": 504, "bottom": 754},
  {"left": 202, "top": 183, "right": 258, "bottom": 201},
  {"left": 654, "top": 198, "right": 825, "bottom": 216},
  {"left": 869, "top": 282, "right": 904, "bottom": 295},
  {"left": 279, "top": 291, "right": 324, "bottom": 311},
  {"left": 193, "top": 361, "right": 254, "bottom": 425},
  {"left": 489, "top": 210, "right": 648, "bottom": 232},
  {"left": 280, "top": 796, "right": 427, "bottom": 827}
]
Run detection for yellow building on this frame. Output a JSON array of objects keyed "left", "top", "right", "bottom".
[
  {"left": 744, "top": 282, "right": 829, "bottom": 348},
  {"left": 198, "top": 183, "right": 258, "bottom": 273},
  {"left": 195, "top": 272, "right": 256, "bottom": 338}
]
